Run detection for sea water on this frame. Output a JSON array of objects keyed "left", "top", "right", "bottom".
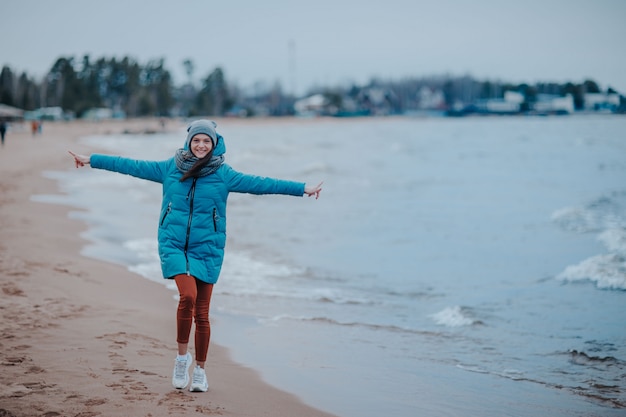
[{"left": 35, "top": 115, "right": 626, "bottom": 417}]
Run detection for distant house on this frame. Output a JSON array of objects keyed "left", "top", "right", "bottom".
[
  {"left": 533, "top": 94, "right": 574, "bottom": 114},
  {"left": 504, "top": 91, "right": 524, "bottom": 104},
  {"left": 0, "top": 103, "right": 24, "bottom": 121},
  {"left": 470, "top": 91, "right": 523, "bottom": 114},
  {"left": 357, "top": 87, "right": 395, "bottom": 115},
  {"left": 24, "top": 106, "right": 65, "bottom": 120},
  {"left": 583, "top": 93, "right": 620, "bottom": 111},
  {"left": 417, "top": 87, "right": 446, "bottom": 110},
  {"left": 294, "top": 94, "right": 326, "bottom": 116}
]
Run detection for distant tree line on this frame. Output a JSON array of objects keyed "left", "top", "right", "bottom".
[
  {"left": 0, "top": 54, "right": 623, "bottom": 118},
  {"left": 0, "top": 55, "right": 236, "bottom": 118}
]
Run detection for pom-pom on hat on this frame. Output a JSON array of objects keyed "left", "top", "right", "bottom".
[{"left": 186, "top": 119, "right": 218, "bottom": 149}]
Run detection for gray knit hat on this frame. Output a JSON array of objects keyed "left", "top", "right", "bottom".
[{"left": 185, "top": 119, "right": 218, "bottom": 149}]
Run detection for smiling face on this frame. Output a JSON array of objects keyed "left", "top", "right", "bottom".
[{"left": 190, "top": 133, "right": 214, "bottom": 158}]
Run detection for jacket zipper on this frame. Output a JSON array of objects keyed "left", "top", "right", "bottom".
[
  {"left": 213, "top": 208, "right": 218, "bottom": 232},
  {"left": 160, "top": 202, "right": 172, "bottom": 226},
  {"left": 184, "top": 178, "right": 198, "bottom": 275}
]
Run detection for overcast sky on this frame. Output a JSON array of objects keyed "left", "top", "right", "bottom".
[{"left": 2, "top": 0, "right": 625, "bottom": 95}]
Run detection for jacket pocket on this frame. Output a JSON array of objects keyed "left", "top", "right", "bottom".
[
  {"left": 212, "top": 208, "right": 218, "bottom": 232},
  {"left": 160, "top": 202, "right": 172, "bottom": 226}
]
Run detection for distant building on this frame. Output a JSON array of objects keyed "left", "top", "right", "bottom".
[
  {"left": 24, "top": 106, "right": 65, "bottom": 120},
  {"left": 0, "top": 103, "right": 24, "bottom": 121},
  {"left": 294, "top": 94, "right": 326, "bottom": 116},
  {"left": 533, "top": 94, "right": 574, "bottom": 114},
  {"left": 417, "top": 87, "right": 446, "bottom": 110},
  {"left": 357, "top": 87, "right": 395, "bottom": 115},
  {"left": 82, "top": 107, "right": 114, "bottom": 120},
  {"left": 470, "top": 91, "right": 524, "bottom": 114},
  {"left": 504, "top": 91, "right": 524, "bottom": 104},
  {"left": 583, "top": 93, "right": 620, "bottom": 111}
]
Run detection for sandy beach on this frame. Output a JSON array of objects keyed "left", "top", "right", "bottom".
[{"left": 0, "top": 119, "right": 337, "bottom": 417}]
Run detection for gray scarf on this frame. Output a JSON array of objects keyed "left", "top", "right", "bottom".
[{"left": 175, "top": 148, "right": 224, "bottom": 177}]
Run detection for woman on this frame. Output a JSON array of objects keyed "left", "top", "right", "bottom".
[{"left": 69, "top": 119, "right": 322, "bottom": 392}]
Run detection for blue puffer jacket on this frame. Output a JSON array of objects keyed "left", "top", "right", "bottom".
[{"left": 90, "top": 133, "right": 305, "bottom": 284}]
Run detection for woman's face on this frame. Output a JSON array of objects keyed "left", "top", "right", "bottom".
[{"left": 190, "top": 134, "right": 214, "bottom": 158}]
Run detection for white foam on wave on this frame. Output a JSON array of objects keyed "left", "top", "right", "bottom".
[
  {"left": 123, "top": 238, "right": 164, "bottom": 285},
  {"left": 123, "top": 238, "right": 158, "bottom": 259},
  {"left": 553, "top": 193, "right": 626, "bottom": 291},
  {"left": 555, "top": 224, "right": 626, "bottom": 290},
  {"left": 216, "top": 251, "right": 374, "bottom": 306},
  {"left": 551, "top": 193, "right": 625, "bottom": 234},
  {"left": 219, "top": 251, "right": 319, "bottom": 301},
  {"left": 220, "top": 251, "right": 301, "bottom": 296},
  {"left": 116, "top": 237, "right": 366, "bottom": 307},
  {"left": 429, "top": 306, "right": 476, "bottom": 327},
  {"left": 556, "top": 253, "right": 626, "bottom": 290},
  {"left": 598, "top": 228, "right": 626, "bottom": 255}
]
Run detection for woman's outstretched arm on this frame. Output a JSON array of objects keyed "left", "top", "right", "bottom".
[{"left": 68, "top": 150, "right": 167, "bottom": 183}]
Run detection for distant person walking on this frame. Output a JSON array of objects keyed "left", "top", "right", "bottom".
[
  {"left": 0, "top": 121, "right": 6, "bottom": 146},
  {"left": 31, "top": 120, "right": 38, "bottom": 136},
  {"left": 69, "top": 119, "right": 322, "bottom": 393}
]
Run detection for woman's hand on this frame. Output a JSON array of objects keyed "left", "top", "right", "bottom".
[
  {"left": 68, "top": 151, "right": 90, "bottom": 168},
  {"left": 304, "top": 181, "right": 323, "bottom": 200}
]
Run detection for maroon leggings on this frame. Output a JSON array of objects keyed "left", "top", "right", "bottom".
[{"left": 174, "top": 274, "right": 214, "bottom": 363}]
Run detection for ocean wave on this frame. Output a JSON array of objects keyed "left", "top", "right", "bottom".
[
  {"left": 553, "top": 191, "right": 626, "bottom": 290},
  {"left": 564, "top": 350, "right": 626, "bottom": 408},
  {"left": 458, "top": 357, "right": 626, "bottom": 409},
  {"left": 261, "top": 314, "right": 444, "bottom": 337},
  {"left": 119, "top": 241, "right": 382, "bottom": 306},
  {"left": 567, "top": 349, "right": 622, "bottom": 367},
  {"left": 218, "top": 287, "right": 377, "bottom": 306},
  {"left": 383, "top": 289, "right": 444, "bottom": 300},
  {"left": 457, "top": 347, "right": 626, "bottom": 409},
  {"left": 429, "top": 306, "right": 483, "bottom": 327},
  {"left": 123, "top": 238, "right": 159, "bottom": 260},
  {"left": 457, "top": 364, "right": 532, "bottom": 382},
  {"left": 123, "top": 239, "right": 161, "bottom": 276},
  {"left": 556, "top": 254, "right": 626, "bottom": 290},
  {"left": 551, "top": 191, "right": 626, "bottom": 234},
  {"left": 599, "top": 228, "right": 626, "bottom": 255}
]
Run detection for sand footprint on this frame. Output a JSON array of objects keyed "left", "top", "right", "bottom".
[
  {"left": 157, "top": 391, "right": 226, "bottom": 415},
  {"left": 1, "top": 283, "right": 25, "bottom": 297},
  {"left": 84, "top": 397, "right": 108, "bottom": 406},
  {"left": 97, "top": 332, "right": 163, "bottom": 402},
  {"left": 158, "top": 391, "right": 195, "bottom": 414}
]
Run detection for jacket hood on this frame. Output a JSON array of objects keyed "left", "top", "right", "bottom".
[{"left": 184, "top": 119, "right": 226, "bottom": 157}]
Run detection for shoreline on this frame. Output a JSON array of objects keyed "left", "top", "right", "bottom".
[{"left": 0, "top": 119, "right": 338, "bottom": 417}]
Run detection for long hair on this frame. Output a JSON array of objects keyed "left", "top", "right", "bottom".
[{"left": 179, "top": 149, "right": 215, "bottom": 182}]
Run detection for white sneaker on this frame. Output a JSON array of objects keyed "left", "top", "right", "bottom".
[
  {"left": 172, "top": 352, "right": 193, "bottom": 389},
  {"left": 189, "top": 365, "right": 209, "bottom": 392}
]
